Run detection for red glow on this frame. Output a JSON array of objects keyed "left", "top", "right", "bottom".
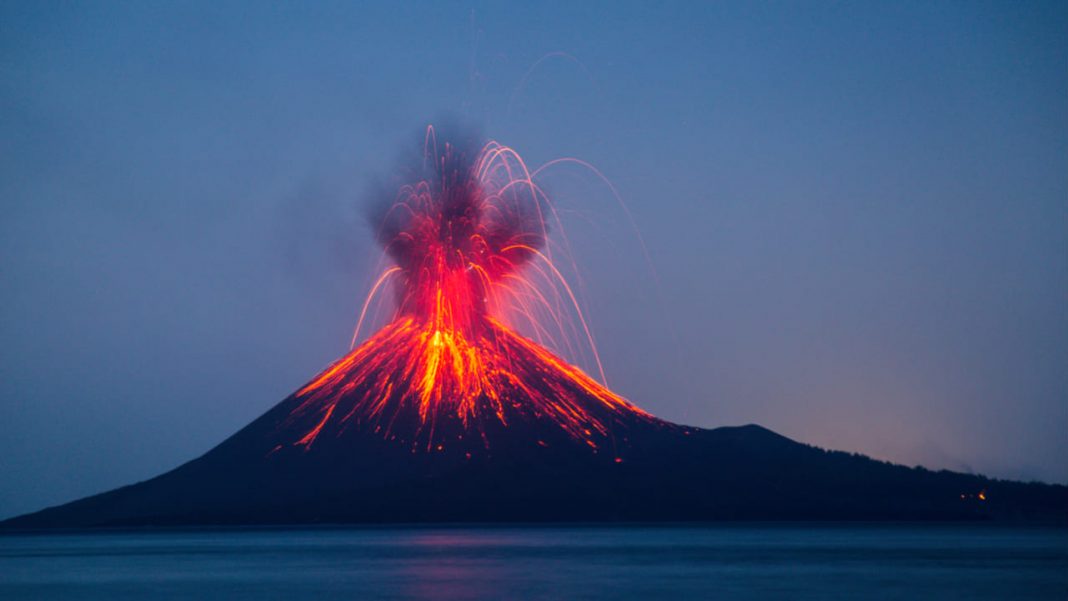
[{"left": 278, "top": 129, "right": 657, "bottom": 453}]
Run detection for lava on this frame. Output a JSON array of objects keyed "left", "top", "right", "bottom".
[{"left": 279, "top": 128, "right": 656, "bottom": 453}]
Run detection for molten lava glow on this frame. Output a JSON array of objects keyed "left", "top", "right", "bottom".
[{"left": 280, "top": 129, "right": 656, "bottom": 453}]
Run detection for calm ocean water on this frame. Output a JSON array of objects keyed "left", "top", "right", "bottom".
[{"left": 0, "top": 524, "right": 1065, "bottom": 600}]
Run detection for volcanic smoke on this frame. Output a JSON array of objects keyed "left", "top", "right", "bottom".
[{"left": 276, "top": 127, "right": 660, "bottom": 456}]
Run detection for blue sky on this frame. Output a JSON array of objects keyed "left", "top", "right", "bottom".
[{"left": 1, "top": 1, "right": 1065, "bottom": 518}]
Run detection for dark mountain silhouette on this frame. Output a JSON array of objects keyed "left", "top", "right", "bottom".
[
  {"left": 9, "top": 129, "right": 1061, "bottom": 532},
  {"left": 3, "top": 343, "right": 1065, "bottom": 529}
]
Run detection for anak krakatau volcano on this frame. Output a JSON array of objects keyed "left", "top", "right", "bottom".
[{"left": 4, "top": 131, "right": 1064, "bottom": 528}]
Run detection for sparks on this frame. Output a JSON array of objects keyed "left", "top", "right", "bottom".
[{"left": 278, "top": 127, "right": 658, "bottom": 453}]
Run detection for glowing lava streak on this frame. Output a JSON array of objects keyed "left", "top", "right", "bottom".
[{"left": 282, "top": 128, "right": 656, "bottom": 453}]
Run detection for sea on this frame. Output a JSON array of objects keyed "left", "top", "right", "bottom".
[{"left": 1, "top": 524, "right": 1065, "bottom": 600}]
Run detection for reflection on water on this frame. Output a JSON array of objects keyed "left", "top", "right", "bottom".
[{"left": 1, "top": 525, "right": 1065, "bottom": 600}]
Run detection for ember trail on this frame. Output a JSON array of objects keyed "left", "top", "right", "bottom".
[{"left": 279, "top": 128, "right": 659, "bottom": 454}]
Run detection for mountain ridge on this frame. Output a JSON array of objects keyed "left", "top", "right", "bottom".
[{"left": 4, "top": 417, "right": 1064, "bottom": 530}]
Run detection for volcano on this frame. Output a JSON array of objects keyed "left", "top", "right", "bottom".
[{"left": 4, "top": 131, "right": 1064, "bottom": 529}]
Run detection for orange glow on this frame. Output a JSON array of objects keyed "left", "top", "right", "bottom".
[
  {"left": 286, "top": 315, "right": 654, "bottom": 451},
  {"left": 277, "top": 130, "right": 658, "bottom": 453}
]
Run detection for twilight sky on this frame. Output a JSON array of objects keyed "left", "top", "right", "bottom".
[{"left": 1, "top": 1, "right": 1065, "bottom": 518}]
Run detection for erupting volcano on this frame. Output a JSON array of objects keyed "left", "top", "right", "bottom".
[
  {"left": 4, "top": 128, "right": 1064, "bottom": 529},
  {"left": 280, "top": 130, "right": 661, "bottom": 458}
]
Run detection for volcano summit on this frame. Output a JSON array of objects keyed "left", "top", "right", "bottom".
[
  {"left": 280, "top": 130, "right": 661, "bottom": 457},
  {"left": 4, "top": 131, "right": 1064, "bottom": 529}
]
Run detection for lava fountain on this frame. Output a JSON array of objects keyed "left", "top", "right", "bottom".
[{"left": 276, "top": 128, "right": 661, "bottom": 456}]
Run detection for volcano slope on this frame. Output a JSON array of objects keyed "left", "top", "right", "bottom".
[{"left": 3, "top": 319, "right": 1066, "bottom": 529}]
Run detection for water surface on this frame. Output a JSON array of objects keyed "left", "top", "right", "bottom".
[{"left": 1, "top": 525, "right": 1065, "bottom": 599}]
